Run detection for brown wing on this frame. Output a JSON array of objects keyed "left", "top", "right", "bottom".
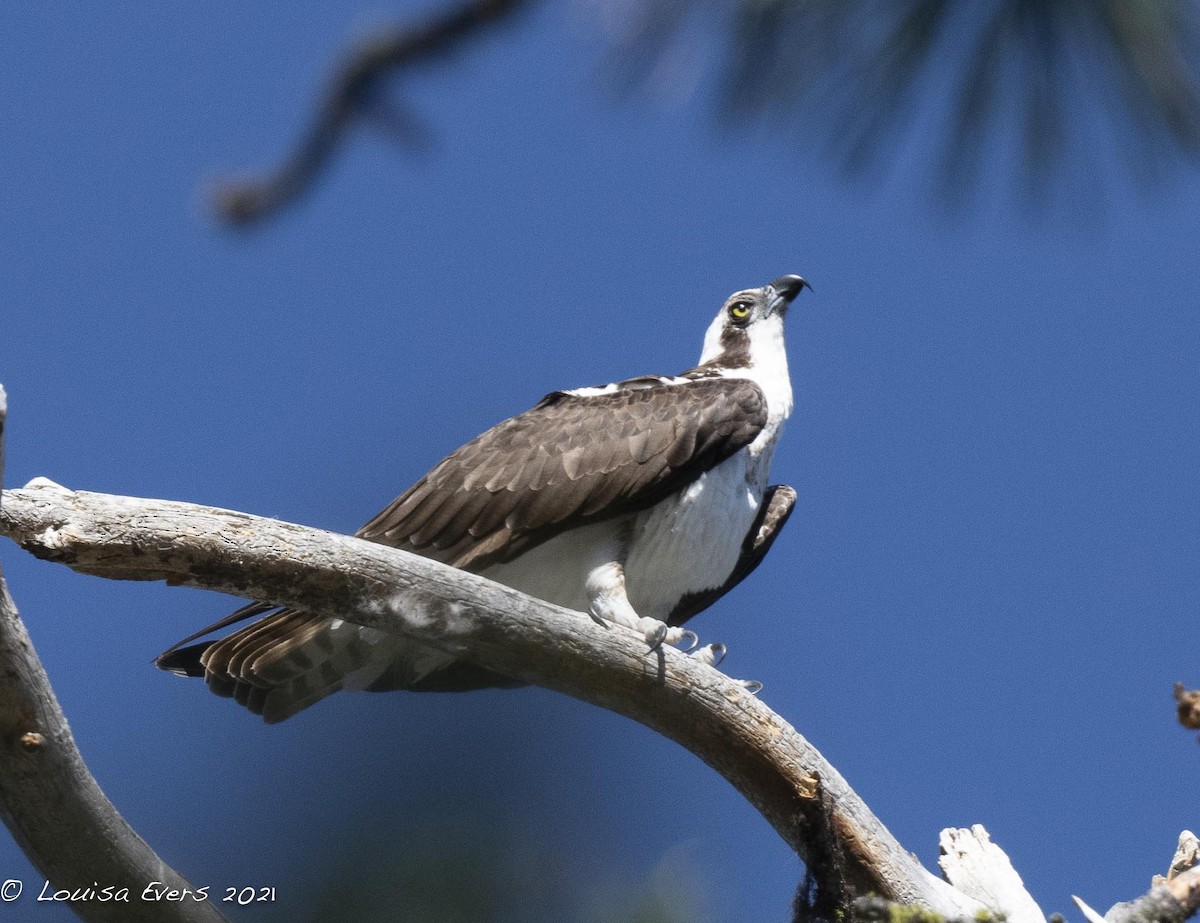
[{"left": 357, "top": 376, "right": 768, "bottom": 571}]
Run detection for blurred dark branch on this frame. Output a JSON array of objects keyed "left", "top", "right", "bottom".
[
  {"left": 0, "top": 395, "right": 230, "bottom": 923},
  {"left": 210, "top": 0, "right": 1200, "bottom": 221},
  {"left": 214, "top": 0, "right": 535, "bottom": 225},
  {"left": 0, "top": 481, "right": 987, "bottom": 919}
]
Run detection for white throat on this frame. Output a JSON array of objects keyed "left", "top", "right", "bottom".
[{"left": 698, "top": 312, "right": 793, "bottom": 445}]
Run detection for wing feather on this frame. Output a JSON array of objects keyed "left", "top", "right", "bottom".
[{"left": 358, "top": 377, "right": 767, "bottom": 571}]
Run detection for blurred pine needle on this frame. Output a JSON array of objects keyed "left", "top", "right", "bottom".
[{"left": 602, "top": 0, "right": 1200, "bottom": 196}]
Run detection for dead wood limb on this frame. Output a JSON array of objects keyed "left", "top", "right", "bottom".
[
  {"left": 1070, "top": 832, "right": 1200, "bottom": 923},
  {"left": 0, "top": 480, "right": 982, "bottom": 916},
  {"left": 1093, "top": 865, "right": 1200, "bottom": 923},
  {"left": 0, "top": 394, "right": 230, "bottom": 923},
  {"left": 1157, "top": 832, "right": 1200, "bottom": 886},
  {"left": 939, "top": 825, "right": 1045, "bottom": 923}
]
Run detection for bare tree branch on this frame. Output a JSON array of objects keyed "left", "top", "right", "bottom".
[
  {"left": 1163, "top": 866, "right": 1200, "bottom": 919},
  {"left": 0, "top": 480, "right": 984, "bottom": 917},
  {"left": 3, "top": 467, "right": 1192, "bottom": 922},
  {"left": 0, "top": 398, "right": 231, "bottom": 922},
  {"left": 938, "top": 825, "right": 1045, "bottom": 923},
  {"left": 213, "top": 0, "right": 534, "bottom": 225},
  {"left": 1156, "top": 832, "right": 1200, "bottom": 886},
  {"left": 1092, "top": 864, "right": 1200, "bottom": 923},
  {"left": 1072, "top": 834, "right": 1200, "bottom": 923}
]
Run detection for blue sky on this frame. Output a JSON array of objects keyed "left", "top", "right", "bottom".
[{"left": 2, "top": 3, "right": 1199, "bottom": 921}]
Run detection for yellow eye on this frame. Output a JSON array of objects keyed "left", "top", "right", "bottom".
[{"left": 729, "top": 301, "right": 752, "bottom": 322}]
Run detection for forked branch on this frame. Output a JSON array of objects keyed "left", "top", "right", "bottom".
[
  {"left": 2, "top": 462, "right": 1197, "bottom": 920},
  {"left": 0, "top": 392, "right": 230, "bottom": 923}
]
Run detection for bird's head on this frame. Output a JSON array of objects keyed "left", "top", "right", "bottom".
[{"left": 698, "top": 275, "right": 809, "bottom": 370}]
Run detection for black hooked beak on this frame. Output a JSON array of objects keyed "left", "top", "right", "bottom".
[{"left": 766, "top": 274, "right": 811, "bottom": 315}]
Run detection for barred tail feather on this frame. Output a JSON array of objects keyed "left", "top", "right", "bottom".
[{"left": 158, "top": 608, "right": 471, "bottom": 722}]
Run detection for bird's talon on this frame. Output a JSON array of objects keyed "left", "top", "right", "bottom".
[
  {"left": 659, "top": 625, "right": 698, "bottom": 650},
  {"left": 677, "top": 630, "right": 700, "bottom": 652},
  {"left": 690, "top": 642, "right": 726, "bottom": 667},
  {"left": 736, "top": 679, "right": 763, "bottom": 695},
  {"left": 642, "top": 620, "right": 669, "bottom": 650}
]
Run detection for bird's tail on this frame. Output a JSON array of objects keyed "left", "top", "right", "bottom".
[
  {"left": 156, "top": 608, "right": 525, "bottom": 722},
  {"left": 156, "top": 610, "right": 446, "bottom": 723}
]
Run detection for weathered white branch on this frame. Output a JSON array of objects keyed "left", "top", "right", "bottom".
[
  {"left": 0, "top": 480, "right": 983, "bottom": 917},
  {"left": 0, "top": 393, "right": 230, "bottom": 923},
  {"left": 939, "top": 825, "right": 1045, "bottom": 923}
]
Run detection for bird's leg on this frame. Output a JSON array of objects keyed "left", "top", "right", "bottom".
[{"left": 585, "top": 561, "right": 697, "bottom": 650}]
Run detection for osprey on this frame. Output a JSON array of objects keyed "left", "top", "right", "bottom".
[{"left": 158, "top": 275, "right": 807, "bottom": 722}]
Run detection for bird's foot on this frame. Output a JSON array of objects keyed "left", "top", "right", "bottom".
[
  {"left": 587, "top": 563, "right": 697, "bottom": 651},
  {"left": 734, "top": 678, "right": 764, "bottom": 695},
  {"left": 687, "top": 644, "right": 761, "bottom": 692},
  {"left": 690, "top": 642, "right": 727, "bottom": 667},
  {"left": 636, "top": 617, "right": 698, "bottom": 652}
]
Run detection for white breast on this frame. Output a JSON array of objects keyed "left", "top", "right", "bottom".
[
  {"left": 479, "top": 445, "right": 770, "bottom": 620},
  {"left": 623, "top": 448, "right": 766, "bottom": 617}
]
